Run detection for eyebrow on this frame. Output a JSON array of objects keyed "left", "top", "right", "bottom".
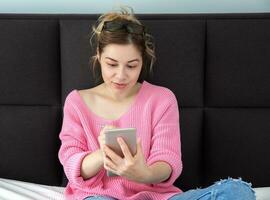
[{"left": 105, "top": 57, "right": 139, "bottom": 63}]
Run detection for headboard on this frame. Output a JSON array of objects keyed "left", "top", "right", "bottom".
[{"left": 0, "top": 13, "right": 270, "bottom": 191}]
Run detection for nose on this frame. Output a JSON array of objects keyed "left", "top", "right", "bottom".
[{"left": 115, "top": 66, "right": 127, "bottom": 80}]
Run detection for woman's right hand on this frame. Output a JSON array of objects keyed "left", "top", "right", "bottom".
[
  {"left": 81, "top": 124, "right": 117, "bottom": 179},
  {"left": 98, "top": 125, "right": 117, "bottom": 153}
]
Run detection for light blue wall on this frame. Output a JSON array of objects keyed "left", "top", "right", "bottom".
[{"left": 0, "top": 0, "right": 270, "bottom": 14}]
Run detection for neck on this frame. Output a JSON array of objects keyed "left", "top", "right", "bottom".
[{"left": 102, "top": 82, "right": 140, "bottom": 102}]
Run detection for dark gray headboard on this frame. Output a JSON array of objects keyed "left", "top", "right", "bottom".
[{"left": 0, "top": 13, "right": 270, "bottom": 191}]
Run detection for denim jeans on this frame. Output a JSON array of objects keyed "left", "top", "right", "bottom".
[
  {"left": 84, "top": 196, "right": 116, "bottom": 200},
  {"left": 168, "top": 177, "right": 256, "bottom": 200},
  {"left": 84, "top": 177, "right": 256, "bottom": 200}
]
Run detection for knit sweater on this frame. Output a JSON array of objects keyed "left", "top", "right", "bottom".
[{"left": 58, "top": 80, "right": 183, "bottom": 200}]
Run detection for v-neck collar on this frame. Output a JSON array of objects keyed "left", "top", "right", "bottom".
[{"left": 74, "top": 80, "right": 147, "bottom": 123}]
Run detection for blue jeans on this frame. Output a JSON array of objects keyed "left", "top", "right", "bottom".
[{"left": 84, "top": 177, "right": 256, "bottom": 200}]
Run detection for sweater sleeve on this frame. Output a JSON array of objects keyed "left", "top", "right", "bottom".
[
  {"left": 58, "top": 95, "right": 95, "bottom": 187},
  {"left": 146, "top": 90, "right": 183, "bottom": 188}
]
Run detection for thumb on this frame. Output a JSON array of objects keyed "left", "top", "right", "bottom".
[{"left": 136, "top": 137, "right": 143, "bottom": 154}]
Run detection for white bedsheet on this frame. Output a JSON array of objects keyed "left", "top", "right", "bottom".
[
  {"left": 0, "top": 177, "right": 270, "bottom": 200},
  {"left": 0, "top": 178, "right": 64, "bottom": 200}
]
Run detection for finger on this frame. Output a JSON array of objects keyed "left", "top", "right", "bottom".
[
  {"left": 117, "top": 137, "right": 133, "bottom": 160},
  {"left": 98, "top": 135, "right": 104, "bottom": 143},
  {"left": 104, "top": 156, "right": 117, "bottom": 172},
  {"left": 104, "top": 145, "right": 122, "bottom": 163},
  {"left": 136, "top": 137, "right": 142, "bottom": 154},
  {"left": 98, "top": 136, "right": 105, "bottom": 149},
  {"left": 104, "top": 164, "right": 118, "bottom": 176}
]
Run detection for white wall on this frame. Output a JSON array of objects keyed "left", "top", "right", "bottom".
[{"left": 0, "top": 0, "right": 269, "bottom": 14}]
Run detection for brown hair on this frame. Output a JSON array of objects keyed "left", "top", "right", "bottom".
[{"left": 89, "top": 6, "right": 156, "bottom": 84}]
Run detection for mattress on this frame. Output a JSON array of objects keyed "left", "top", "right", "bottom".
[{"left": 0, "top": 178, "right": 270, "bottom": 200}]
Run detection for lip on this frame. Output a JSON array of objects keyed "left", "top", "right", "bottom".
[{"left": 113, "top": 82, "right": 127, "bottom": 89}]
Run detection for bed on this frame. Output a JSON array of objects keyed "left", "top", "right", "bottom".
[{"left": 0, "top": 12, "right": 270, "bottom": 199}]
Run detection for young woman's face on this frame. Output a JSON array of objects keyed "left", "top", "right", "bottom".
[{"left": 98, "top": 43, "right": 143, "bottom": 95}]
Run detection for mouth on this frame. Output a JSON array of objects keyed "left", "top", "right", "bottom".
[{"left": 113, "top": 82, "right": 127, "bottom": 89}]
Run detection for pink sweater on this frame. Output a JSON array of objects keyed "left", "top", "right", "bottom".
[{"left": 58, "top": 80, "right": 183, "bottom": 200}]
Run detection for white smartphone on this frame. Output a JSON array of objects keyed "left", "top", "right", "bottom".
[{"left": 104, "top": 127, "right": 137, "bottom": 177}]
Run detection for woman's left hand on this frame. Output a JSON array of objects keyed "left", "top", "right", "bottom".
[{"left": 103, "top": 137, "right": 151, "bottom": 183}]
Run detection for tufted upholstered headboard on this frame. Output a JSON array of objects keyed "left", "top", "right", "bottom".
[{"left": 0, "top": 13, "right": 270, "bottom": 192}]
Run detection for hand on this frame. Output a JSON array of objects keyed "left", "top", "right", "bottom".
[
  {"left": 103, "top": 137, "right": 151, "bottom": 183},
  {"left": 98, "top": 125, "right": 117, "bottom": 151},
  {"left": 98, "top": 125, "right": 117, "bottom": 161}
]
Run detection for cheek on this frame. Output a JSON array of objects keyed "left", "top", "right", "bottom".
[
  {"left": 101, "top": 66, "right": 114, "bottom": 77},
  {"left": 134, "top": 66, "right": 143, "bottom": 76}
]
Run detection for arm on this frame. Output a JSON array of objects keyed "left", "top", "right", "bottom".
[
  {"left": 146, "top": 91, "right": 182, "bottom": 186},
  {"left": 58, "top": 96, "right": 102, "bottom": 186},
  {"left": 80, "top": 149, "right": 103, "bottom": 180},
  {"left": 81, "top": 124, "right": 118, "bottom": 179},
  {"left": 142, "top": 161, "right": 172, "bottom": 184}
]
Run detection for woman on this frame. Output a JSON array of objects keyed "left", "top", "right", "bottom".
[{"left": 58, "top": 6, "right": 256, "bottom": 200}]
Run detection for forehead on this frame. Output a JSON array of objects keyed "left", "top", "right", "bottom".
[{"left": 101, "top": 43, "right": 142, "bottom": 61}]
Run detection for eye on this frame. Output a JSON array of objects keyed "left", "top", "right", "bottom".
[
  {"left": 127, "top": 65, "right": 136, "bottom": 69},
  {"left": 107, "top": 63, "right": 117, "bottom": 67}
]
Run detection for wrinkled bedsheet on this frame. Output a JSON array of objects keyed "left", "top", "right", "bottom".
[
  {"left": 0, "top": 178, "right": 64, "bottom": 200},
  {"left": 0, "top": 178, "right": 270, "bottom": 200}
]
